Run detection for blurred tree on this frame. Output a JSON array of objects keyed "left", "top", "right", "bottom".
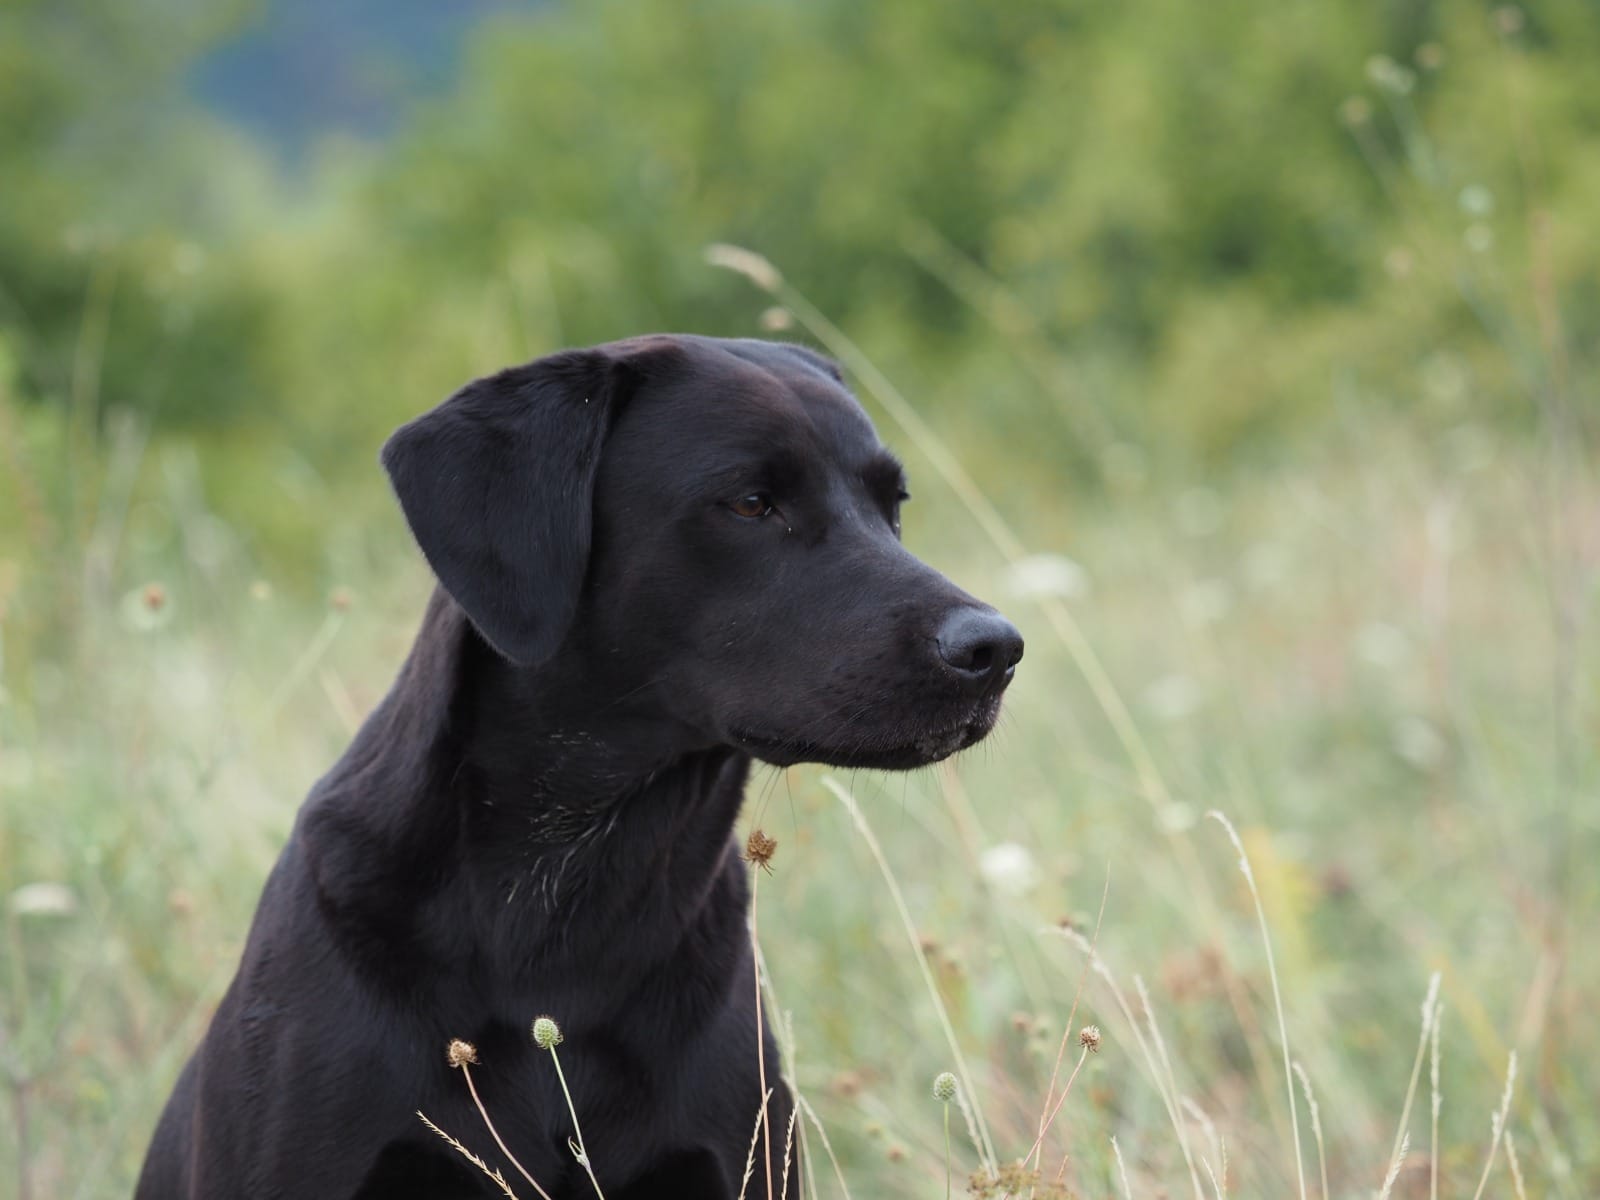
[
  {"left": 0, "top": 0, "right": 273, "bottom": 432},
  {"left": 3, "top": 0, "right": 1596, "bottom": 519}
]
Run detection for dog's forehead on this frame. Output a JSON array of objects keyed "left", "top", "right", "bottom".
[{"left": 635, "top": 337, "right": 881, "bottom": 461}]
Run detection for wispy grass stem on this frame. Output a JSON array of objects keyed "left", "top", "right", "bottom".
[
  {"left": 822, "top": 776, "right": 998, "bottom": 1177},
  {"left": 1206, "top": 811, "right": 1306, "bottom": 1200}
]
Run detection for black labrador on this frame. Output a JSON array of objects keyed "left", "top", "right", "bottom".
[{"left": 137, "top": 334, "right": 1022, "bottom": 1199}]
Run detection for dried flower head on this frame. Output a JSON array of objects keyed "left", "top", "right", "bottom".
[
  {"left": 531, "top": 1016, "right": 563, "bottom": 1050},
  {"left": 970, "top": 1162, "right": 1069, "bottom": 1200},
  {"left": 1494, "top": 5, "right": 1524, "bottom": 35},
  {"left": 1079, "top": 1024, "right": 1102, "bottom": 1053},
  {"left": 704, "top": 244, "right": 783, "bottom": 293},
  {"left": 932, "top": 1071, "right": 958, "bottom": 1103},
  {"left": 743, "top": 828, "right": 778, "bottom": 874},
  {"left": 447, "top": 1039, "right": 478, "bottom": 1068},
  {"left": 1340, "top": 96, "right": 1373, "bottom": 127},
  {"left": 830, "top": 1070, "right": 864, "bottom": 1099}
]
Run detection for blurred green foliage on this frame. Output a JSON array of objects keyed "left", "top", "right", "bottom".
[
  {"left": 4, "top": 0, "right": 1598, "bottom": 564},
  {"left": 2, "top": 3, "right": 1598, "bottom": 1195}
]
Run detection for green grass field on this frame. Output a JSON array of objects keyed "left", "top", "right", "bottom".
[{"left": 3, "top": 321, "right": 1594, "bottom": 1196}]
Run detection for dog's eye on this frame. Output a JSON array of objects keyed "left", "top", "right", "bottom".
[{"left": 729, "top": 493, "right": 774, "bottom": 519}]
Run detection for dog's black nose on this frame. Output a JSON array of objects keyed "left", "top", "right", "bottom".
[{"left": 936, "top": 608, "right": 1024, "bottom": 693}]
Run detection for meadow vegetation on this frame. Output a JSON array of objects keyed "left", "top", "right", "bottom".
[{"left": 1, "top": 1, "right": 1596, "bottom": 1196}]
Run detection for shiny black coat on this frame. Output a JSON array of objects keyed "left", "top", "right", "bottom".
[{"left": 137, "top": 335, "right": 1021, "bottom": 1199}]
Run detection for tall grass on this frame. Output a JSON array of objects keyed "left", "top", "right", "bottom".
[
  {"left": 4, "top": 293, "right": 1596, "bottom": 1195},
  {"left": 4, "top": 36, "right": 1597, "bottom": 1192}
]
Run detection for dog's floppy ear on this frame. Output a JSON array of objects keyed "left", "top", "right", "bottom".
[{"left": 381, "top": 344, "right": 658, "bottom": 666}]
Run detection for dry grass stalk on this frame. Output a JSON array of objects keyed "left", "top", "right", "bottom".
[
  {"left": 1133, "top": 974, "right": 1195, "bottom": 1160},
  {"left": 1049, "top": 925, "right": 1203, "bottom": 1200},
  {"left": 1429, "top": 1005, "right": 1443, "bottom": 1200},
  {"left": 746, "top": 831, "right": 776, "bottom": 1200},
  {"left": 1134, "top": 976, "right": 1205, "bottom": 1200},
  {"left": 1385, "top": 973, "right": 1442, "bottom": 1178},
  {"left": 704, "top": 244, "right": 783, "bottom": 293},
  {"left": 1033, "top": 1042, "right": 1090, "bottom": 1183},
  {"left": 445, "top": 1041, "right": 556, "bottom": 1200},
  {"left": 795, "top": 1092, "right": 854, "bottom": 1200},
  {"left": 1291, "top": 1062, "right": 1327, "bottom": 1200},
  {"left": 751, "top": 966, "right": 822, "bottom": 1200},
  {"left": 795, "top": 1106, "right": 820, "bottom": 1200},
  {"left": 1111, "top": 1135, "right": 1134, "bottom": 1200},
  {"left": 417, "top": 1110, "right": 521, "bottom": 1200},
  {"left": 1526, "top": 1107, "right": 1580, "bottom": 1200},
  {"left": 822, "top": 776, "right": 998, "bottom": 1177},
  {"left": 1206, "top": 811, "right": 1307, "bottom": 1200},
  {"left": 737, "top": 1089, "right": 775, "bottom": 1200},
  {"left": 1378, "top": 1132, "right": 1411, "bottom": 1200},
  {"left": 1029, "top": 865, "right": 1110, "bottom": 1172},
  {"left": 1179, "top": 1097, "right": 1225, "bottom": 1198},
  {"left": 1468, "top": 1050, "right": 1518, "bottom": 1200},
  {"left": 1505, "top": 1129, "right": 1529, "bottom": 1200},
  {"left": 779, "top": 1105, "right": 799, "bottom": 1200},
  {"left": 950, "top": 1086, "right": 986, "bottom": 1185}
]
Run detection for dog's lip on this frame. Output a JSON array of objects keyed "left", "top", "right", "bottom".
[{"left": 728, "top": 702, "right": 1000, "bottom": 767}]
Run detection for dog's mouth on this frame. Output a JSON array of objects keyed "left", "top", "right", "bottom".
[{"left": 730, "top": 696, "right": 1003, "bottom": 771}]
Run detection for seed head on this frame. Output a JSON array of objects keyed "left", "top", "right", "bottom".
[
  {"left": 531, "top": 1016, "right": 564, "bottom": 1050},
  {"left": 1494, "top": 6, "right": 1524, "bottom": 35},
  {"left": 704, "top": 244, "right": 783, "bottom": 293},
  {"left": 933, "top": 1071, "right": 958, "bottom": 1103},
  {"left": 1339, "top": 96, "right": 1373, "bottom": 127},
  {"left": 1079, "top": 1024, "right": 1102, "bottom": 1053},
  {"left": 447, "top": 1038, "right": 478, "bottom": 1068},
  {"left": 743, "top": 828, "right": 778, "bottom": 874}
]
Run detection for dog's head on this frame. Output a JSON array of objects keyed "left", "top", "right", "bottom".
[{"left": 383, "top": 334, "right": 1021, "bottom": 770}]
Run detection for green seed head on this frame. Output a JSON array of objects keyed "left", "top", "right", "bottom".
[
  {"left": 531, "top": 1016, "right": 564, "bottom": 1050},
  {"left": 933, "top": 1071, "right": 958, "bottom": 1103}
]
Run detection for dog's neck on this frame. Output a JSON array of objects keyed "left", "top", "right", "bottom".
[{"left": 306, "top": 589, "right": 752, "bottom": 979}]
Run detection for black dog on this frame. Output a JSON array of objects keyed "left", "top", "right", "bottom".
[{"left": 137, "top": 334, "right": 1022, "bottom": 1199}]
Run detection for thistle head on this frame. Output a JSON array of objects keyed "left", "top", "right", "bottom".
[
  {"left": 743, "top": 828, "right": 778, "bottom": 874},
  {"left": 531, "top": 1016, "right": 564, "bottom": 1050}
]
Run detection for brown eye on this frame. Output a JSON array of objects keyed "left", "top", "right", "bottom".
[{"left": 730, "top": 493, "right": 773, "bottom": 519}]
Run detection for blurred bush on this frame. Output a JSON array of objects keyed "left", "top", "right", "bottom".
[{"left": 3, "top": 0, "right": 1597, "bottom": 564}]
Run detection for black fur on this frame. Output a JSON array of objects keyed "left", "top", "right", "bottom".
[{"left": 137, "top": 334, "right": 1023, "bottom": 1199}]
